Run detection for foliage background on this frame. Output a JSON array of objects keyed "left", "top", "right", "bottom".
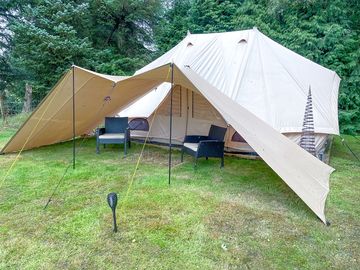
[{"left": 0, "top": 0, "right": 359, "bottom": 134}]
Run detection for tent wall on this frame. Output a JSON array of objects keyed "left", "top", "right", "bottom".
[
  {"left": 226, "top": 129, "right": 329, "bottom": 155},
  {"left": 124, "top": 86, "right": 330, "bottom": 157},
  {"left": 128, "top": 85, "right": 227, "bottom": 144}
]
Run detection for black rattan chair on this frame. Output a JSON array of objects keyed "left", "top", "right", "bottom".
[
  {"left": 181, "top": 125, "right": 227, "bottom": 168},
  {"left": 96, "top": 117, "right": 130, "bottom": 157}
]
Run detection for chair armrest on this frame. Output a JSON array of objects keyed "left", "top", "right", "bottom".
[
  {"left": 126, "top": 127, "right": 131, "bottom": 140},
  {"left": 199, "top": 140, "right": 225, "bottom": 147},
  {"left": 96, "top": 128, "right": 105, "bottom": 137},
  {"left": 184, "top": 135, "right": 209, "bottom": 143}
]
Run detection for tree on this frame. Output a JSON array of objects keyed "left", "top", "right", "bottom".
[
  {"left": 154, "top": 0, "right": 360, "bottom": 134},
  {"left": 88, "top": 0, "right": 163, "bottom": 73},
  {"left": 9, "top": 0, "right": 95, "bottom": 103},
  {"left": 154, "top": 0, "right": 192, "bottom": 53},
  {"left": 0, "top": 0, "right": 34, "bottom": 121}
]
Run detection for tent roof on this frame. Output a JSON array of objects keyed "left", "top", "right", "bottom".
[{"left": 136, "top": 28, "right": 340, "bottom": 135}]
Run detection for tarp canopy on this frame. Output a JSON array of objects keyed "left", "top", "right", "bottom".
[{"left": 1, "top": 28, "right": 340, "bottom": 223}]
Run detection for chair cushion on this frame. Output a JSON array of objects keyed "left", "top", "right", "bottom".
[
  {"left": 99, "top": 133, "right": 125, "bottom": 139},
  {"left": 183, "top": 142, "right": 199, "bottom": 152}
]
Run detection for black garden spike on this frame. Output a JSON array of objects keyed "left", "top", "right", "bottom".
[{"left": 107, "top": 193, "right": 118, "bottom": 233}]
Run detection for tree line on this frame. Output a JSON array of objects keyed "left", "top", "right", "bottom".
[{"left": 0, "top": 0, "right": 359, "bottom": 134}]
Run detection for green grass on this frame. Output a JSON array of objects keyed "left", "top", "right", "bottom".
[{"left": 0, "top": 114, "right": 359, "bottom": 269}]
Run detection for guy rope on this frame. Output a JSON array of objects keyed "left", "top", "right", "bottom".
[{"left": 119, "top": 64, "right": 173, "bottom": 223}]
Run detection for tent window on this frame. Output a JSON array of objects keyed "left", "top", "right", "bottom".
[
  {"left": 231, "top": 131, "right": 247, "bottom": 143},
  {"left": 157, "top": 86, "right": 182, "bottom": 117},
  {"left": 129, "top": 118, "right": 149, "bottom": 131},
  {"left": 192, "top": 92, "right": 222, "bottom": 120},
  {"left": 187, "top": 42, "right": 194, "bottom": 47},
  {"left": 238, "top": 39, "right": 247, "bottom": 44}
]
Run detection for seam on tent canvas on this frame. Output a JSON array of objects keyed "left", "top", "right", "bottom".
[
  {"left": 259, "top": 33, "right": 333, "bottom": 129},
  {"left": 187, "top": 37, "right": 228, "bottom": 93},
  {"left": 234, "top": 30, "right": 257, "bottom": 101},
  {"left": 119, "top": 65, "right": 172, "bottom": 223},
  {"left": 256, "top": 31, "right": 273, "bottom": 126},
  {"left": 188, "top": 36, "right": 219, "bottom": 69},
  {"left": 227, "top": 33, "right": 248, "bottom": 98},
  {"left": 0, "top": 70, "right": 71, "bottom": 189},
  {"left": 259, "top": 34, "right": 312, "bottom": 98},
  {"left": 23, "top": 75, "right": 99, "bottom": 143}
]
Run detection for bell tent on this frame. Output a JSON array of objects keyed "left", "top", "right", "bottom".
[
  {"left": 119, "top": 28, "right": 339, "bottom": 157},
  {"left": 1, "top": 28, "right": 340, "bottom": 224}
]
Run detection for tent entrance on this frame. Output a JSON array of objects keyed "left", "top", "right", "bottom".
[
  {"left": 121, "top": 84, "right": 259, "bottom": 157},
  {"left": 124, "top": 84, "right": 228, "bottom": 145}
]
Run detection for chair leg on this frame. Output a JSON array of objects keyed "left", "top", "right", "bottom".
[
  {"left": 96, "top": 140, "right": 100, "bottom": 154},
  {"left": 194, "top": 157, "right": 197, "bottom": 168},
  {"left": 220, "top": 156, "right": 224, "bottom": 168},
  {"left": 124, "top": 140, "right": 127, "bottom": 157},
  {"left": 206, "top": 157, "right": 208, "bottom": 160},
  {"left": 104, "top": 144, "right": 106, "bottom": 148},
  {"left": 181, "top": 148, "right": 184, "bottom": 162}
]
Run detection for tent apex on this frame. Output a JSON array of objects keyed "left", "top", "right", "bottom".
[
  {"left": 253, "top": 26, "right": 258, "bottom": 31},
  {"left": 187, "top": 30, "right": 191, "bottom": 36}
]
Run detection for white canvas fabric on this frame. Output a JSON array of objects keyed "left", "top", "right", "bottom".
[
  {"left": 136, "top": 28, "right": 340, "bottom": 135},
  {"left": 1, "top": 28, "right": 340, "bottom": 223}
]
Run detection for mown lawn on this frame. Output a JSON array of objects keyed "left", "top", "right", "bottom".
[{"left": 0, "top": 115, "right": 359, "bottom": 269}]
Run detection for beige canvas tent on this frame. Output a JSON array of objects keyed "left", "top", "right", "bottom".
[
  {"left": 119, "top": 28, "right": 339, "bottom": 158},
  {"left": 1, "top": 28, "right": 340, "bottom": 223}
]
